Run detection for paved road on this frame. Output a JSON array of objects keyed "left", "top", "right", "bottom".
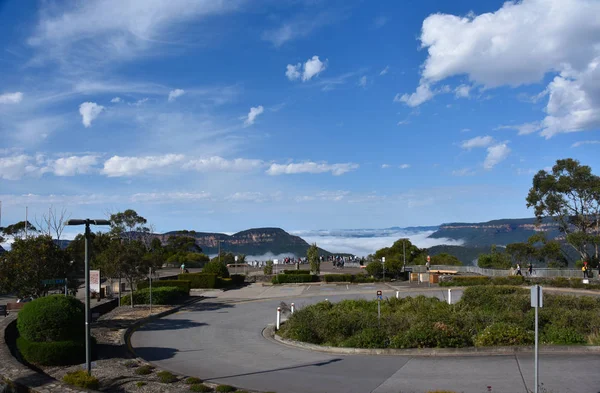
[{"left": 131, "top": 285, "right": 600, "bottom": 393}]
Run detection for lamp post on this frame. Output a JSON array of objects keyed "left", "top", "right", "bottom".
[{"left": 66, "top": 219, "right": 111, "bottom": 375}]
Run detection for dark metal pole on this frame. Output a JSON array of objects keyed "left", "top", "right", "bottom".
[
  {"left": 84, "top": 221, "right": 91, "bottom": 375},
  {"left": 149, "top": 267, "right": 152, "bottom": 314}
]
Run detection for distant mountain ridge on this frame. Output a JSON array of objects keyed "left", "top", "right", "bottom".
[{"left": 157, "top": 227, "right": 347, "bottom": 257}]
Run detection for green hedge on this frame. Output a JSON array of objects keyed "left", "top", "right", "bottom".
[
  {"left": 283, "top": 270, "right": 311, "bottom": 275},
  {"left": 178, "top": 273, "right": 217, "bottom": 288},
  {"left": 121, "top": 287, "right": 188, "bottom": 305},
  {"left": 138, "top": 280, "right": 191, "bottom": 293},
  {"left": 63, "top": 370, "right": 100, "bottom": 390},
  {"left": 17, "top": 337, "right": 86, "bottom": 366},
  {"left": 322, "top": 274, "right": 375, "bottom": 283},
  {"left": 230, "top": 274, "right": 245, "bottom": 286},
  {"left": 17, "top": 295, "right": 84, "bottom": 342},
  {"left": 439, "top": 276, "right": 490, "bottom": 287},
  {"left": 271, "top": 274, "right": 319, "bottom": 284}
]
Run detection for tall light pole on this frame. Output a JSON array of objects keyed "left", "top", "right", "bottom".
[{"left": 66, "top": 219, "right": 111, "bottom": 375}]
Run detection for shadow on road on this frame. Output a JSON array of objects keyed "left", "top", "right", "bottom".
[
  {"left": 205, "top": 358, "right": 343, "bottom": 380},
  {"left": 141, "top": 319, "right": 208, "bottom": 331},
  {"left": 182, "top": 300, "right": 236, "bottom": 312},
  {"left": 133, "top": 346, "right": 181, "bottom": 361}
]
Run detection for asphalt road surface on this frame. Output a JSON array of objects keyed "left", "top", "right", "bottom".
[{"left": 131, "top": 286, "right": 599, "bottom": 393}]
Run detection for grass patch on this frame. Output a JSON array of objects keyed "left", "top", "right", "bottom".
[
  {"left": 157, "top": 370, "right": 177, "bottom": 383},
  {"left": 279, "top": 286, "right": 600, "bottom": 349},
  {"left": 186, "top": 377, "right": 203, "bottom": 384},
  {"left": 62, "top": 370, "right": 100, "bottom": 390},
  {"left": 216, "top": 385, "right": 236, "bottom": 392},
  {"left": 190, "top": 384, "right": 213, "bottom": 392},
  {"left": 135, "top": 364, "right": 155, "bottom": 375},
  {"left": 136, "top": 381, "right": 147, "bottom": 387}
]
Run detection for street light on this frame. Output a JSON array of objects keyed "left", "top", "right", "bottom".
[{"left": 66, "top": 218, "right": 111, "bottom": 375}]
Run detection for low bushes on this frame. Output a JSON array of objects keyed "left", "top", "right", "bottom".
[
  {"left": 62, "top": 370, "right": 100, "bottom": 390},
  {"left": 283, "top": 270, "right": 311, "bottom": 275},
  {"left": 121, "top": 287, "right": 188, "bottom": 305},
  {"left": 271, "top": 274, "right": 319, "bottom": 284},
  {"left": 179, "top": 273, "right": 217, "bottom": 289},
  {"left": 440, "top": 274, "right": 600, "bottom": 290},
  {"left": 17, "top": 337, "right": 86, "bottom": 366},
  {"left": 439, "top": 276, "right": 490, "bottom": 286},
  {"left": 279, "top": 286, "right": 600, "bottom": 349},
  {"left": 138, "top": 280, "right": 191, "bottom": 293},
  {"left": 135, "top": 365, "right": 154, "bottom": 375},
  {"left": 190, "top": 384, "right": 213, "bottom": 392},
  {"left": 216, "top": 385, "right": 236, "bottom": 392},
  {"left": 157, "top": 370, "right": 177, "bottom": 383},
  {"left": 323, "top": 274, "right": 355, "bottom": 282},
  {"left": 230, "top": 274, "right": 246, "bottom": 286}
]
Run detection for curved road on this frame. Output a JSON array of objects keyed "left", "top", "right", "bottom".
[{"left": 131, "top": 285, "right": 600, "bottom": 393}]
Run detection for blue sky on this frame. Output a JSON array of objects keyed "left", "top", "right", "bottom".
[{"left": 1, "top": 0, "right": 599, "bottom": 235}]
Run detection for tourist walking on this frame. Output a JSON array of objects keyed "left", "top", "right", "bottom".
[
  {"left": 582, "top": 264, "right": 589, "bottom": 278},
  {"left": 516, "top": 264, "right": 522, "bottom": 276},
  {"left": 528, "top": 263, "right": 533, "bottom": 276}
]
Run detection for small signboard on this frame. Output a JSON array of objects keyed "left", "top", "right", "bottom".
[
  {"left": 530, "top": 285, "right": 543, "bottom": 308},
  {"left": 376, "top": 290, "right": 383, "bottom": 300},
  {"left": 404, "top": 267, "right": 413, "bottom": 273},
  {"left": 381, "top": 257, "right": 385, "bottom": 262},
  {"left": 41, "top": 278, "right": 66, "bottom": 285},
  {"left": 90, "top": 270, "right": 100, "bottom": 294},
  {"left": 0, "top": 305, "right": 7, "bottom": 317}
]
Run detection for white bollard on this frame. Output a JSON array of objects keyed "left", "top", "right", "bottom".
[
  {"left": 291, "top": 303, "right": 295, "bottom": 314},
  {"left": 276, "top": 307, "right": 281, "bottom": 330},
  {"left": 448, "top": 289, "right": 452, "bottom": 305},
  {"left": 396, "top": 291, "right": 399, "bottom": 299}
]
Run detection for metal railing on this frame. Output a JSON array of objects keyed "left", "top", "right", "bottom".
[{"left": 408, "top": 264, "right": 585, "bottom": 278}]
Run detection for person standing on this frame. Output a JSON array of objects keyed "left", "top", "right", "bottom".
[
  {"left": 425, "top": 260, "right": 430, "bottom": 272},
  {"left": 181, "top": 263, "right": 185, "bottom": 273},
  {"left": 582, "top": 264, "right": 589, "bottom": 278},
  {"left": 516, "top": 264, "right": 522, "bottom": 276},
  {"left": 528, "top": 263, "right": 533, "bottom": 276}
]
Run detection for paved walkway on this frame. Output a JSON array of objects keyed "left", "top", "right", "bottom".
[{"left": 131, "top": 284, "right": 600, "bottom": 393}]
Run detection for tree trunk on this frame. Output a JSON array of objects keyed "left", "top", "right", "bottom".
[
  {"left": 118, "top": 275, "right": 122, "bottom": 307},
  {"left": 129, "top": 278, "right": 134, "bottom": 308}
]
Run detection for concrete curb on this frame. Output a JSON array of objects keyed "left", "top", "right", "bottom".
[
  {"left": 263, "top": 324, "right": 600, "bottom": 357},
  {"left": 120, "top": 295, "right": 205, "bottom": 355}
]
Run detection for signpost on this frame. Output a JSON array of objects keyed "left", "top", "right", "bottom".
[
  {"left": 41, "top": 278, "right": 68, "bottom": 296},
  {"left": 376, "top": 290, "right": 383, "bottom": 327},
  {"left": 382, "top": 257, "right": 385, "bottom": 281},
  {"left": 531, "top": 285, "right": 543, "bottom": 393}
]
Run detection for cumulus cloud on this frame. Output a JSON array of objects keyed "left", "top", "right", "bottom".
[
  {"left": 460, "top": 136, "right": 495, "bottom": 150},
  {"left": 0, "top": 155, "right": 37, "bottom": 180},
  {"left": 455, "top": 84, "right": 471, "bottom": 98},
  {"left": 168, "top": 89, "right": 185, "bottom": 102},
  {"left": 266, "top": 161, "right": 358, "bottom": 176},
  {"left": 79, "top": 102, "right": 104, "bottom": 127},
  {"left": 394, "top": 84, "right": 434, "bottom": 107},
  {"left": 110, "top": 97, "right": 122, "bottom": 103},
  {"left": 399, "top": 0, "right": 600, "bottom": 137},
  {"left": 0, "top": 92, "right": 23, "bottom": 104},
  {"left": 183, "top": 157, "right": 264, "bottom": 172},
  {"left": 286, "top": 56, "right": 328, "bottom": 82},
  {"left": 102, "top": 154, "right": 185, "bottom": 177},
  {"left": 484, "top": 143, "right": 511, "bottom": 169},
  {"left": 51, "top": 155, "right": 98, "bottom": 176},
  {"left": 244, "top": 105, "right": 264, "bottom": 126}
]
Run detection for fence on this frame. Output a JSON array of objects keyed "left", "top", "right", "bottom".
[{"left": 408, "top": 265, "right": 585, "bottom": 278}]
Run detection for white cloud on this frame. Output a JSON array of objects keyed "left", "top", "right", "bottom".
[
  {"left": 397, "top": 119, "right": 410, "bottom": 126},
  {"left": 496, "top": 122, "right": 542, "bottom": 135},
  {"left": 460, "top": 128, "right": 471, "bottom": 133},
  {"left": 399, "top": 164, "right": 411, "bottom": 169},
  {"left": 452, "top": 168, "right": 475, "bottom": 176},
  {"left": 244, "top": 106, "right": 264, "bottom": 126},
  {"left": 110, "top": 97, "right": 122, "bottom": 103},
  {"left": 266, "top": 161, "right": 358, "bottom": 176},
  {"left": 131, "top": 98, "right": 149, "bottom": 107},
  {"left": 50, "top": 156, "right": 98, "bottom": 176},
  {"left": 359, "top": 76, "right": 367, "bottom": 87},
  {"left": 262, "top": 12, "right": 339, "bottom": 47},
  {"left": 484, "top": 143, "right": 511, "bottom": 170},
  {"left": 380, "top": 66, "right": 389, "bottom": 76},
  {"left": 0, "top": 92, "right": 23, "bottom": 104},
  {"left": 183, "top": 157, "right": 263, "bottom": 172},
  {"left": 455, "top": 84, "right": 471, "bottom": 98},
  {"left": 0, "top": 155, "right": 37, "bottom": 180},
  {"left": 399, "top": 0, "right": 600, "bottom": 136},
  {"left": 381, "top": 164, "right": 390, "bottom": 169},
  {"left": 572, "top": 140, "right": 600, "bottom": 148},
  {"left": 395, "top": 84, "right": 434, "bottom": 107},
  {"left": 102, "top": 154, "right": 185, "bottom": 177},
  {"left": 460, "top": 135, "right": 495, "bottom": 150},
  {"left": 286, "top": 56, "right": 328, "bottom": 82},
  {"left": 225, "top": 192, "right": 272, "bottom": 203},
  {"left": 130, "top": 192, "right": 211, "bottom": 203},
  {"left": 79, "top": 102, "right": 104, "bottom": 127},
  {"left": 168, "top": 89, "right": 185, "bottom": 102}
]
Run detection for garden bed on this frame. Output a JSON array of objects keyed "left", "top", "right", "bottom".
[{"left": 278, "top": 286, "right": 600, "bottom": 349}]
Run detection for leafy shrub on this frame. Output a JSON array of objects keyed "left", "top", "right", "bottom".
[
  {"left": 323, "top": 274, "right": 354, "bottom": 283},
  {"left": 190, "top": 384, "right": 213, "bottom": 392},
  {"left": 263, "top": 260, "right": 273, "bottom": 275},
  {"left": 186, "top": 377, "right": 203, "bottom": 384},
  {"left": 179, "top": 273, "right": 217, "bottom": 289},
  {"left": 491, "top": 275, "right": 525, "bottom": 285},
  {"left": 283, "top": 270, "right": 311, "bottom": 275},
  {"left": 62, "top": 370, "right": 99, "bottom": 390},
  {"left": 353, "top": 274, "right": 377, "bottom": 283},
  {"left": 230, "top": 274, "right": 246, "bottom": 286},
  {"left": 541, "top": 325, "right": 586, "bottom": 344},
  {"left": 202, "top": 260, "right": 230, "bottom": 278},
  {"left": 157, "top": 370, "right": 177, "bottom": 383},
  {"left": 121, "top": 286, "right": 188, "bottom": 305},
  {"left": 439, "top": 276, "right": 490, "bottom": 287},
  {"left": 216, "top": 278, "right": 232, "bottom": 288},
  {"left": 124, "top": 360, "right": 138, "bottom": 368},
  {"left": 135, "top": 365, "right": 154, "bottom": 375},
  {"left": 216, "top": 385, "right": 236, "bottom": 392},
  {"left": 474, "top": 323, "right": 534, "bottom": 346},
  {"left": 365, "top": 261, "right": 383, "bottom": 277},
  {"left": 17, "top": 295, "right": 84, "bottom": 342},
  {"left": 138, "top": 280, "right": 191, "bottom": 293},
  {"left": 271, "top": 274, "right": 318, "bottom": 284},
  {"left": 17, "top": 337, "right": 85, "bottom": 366}
]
